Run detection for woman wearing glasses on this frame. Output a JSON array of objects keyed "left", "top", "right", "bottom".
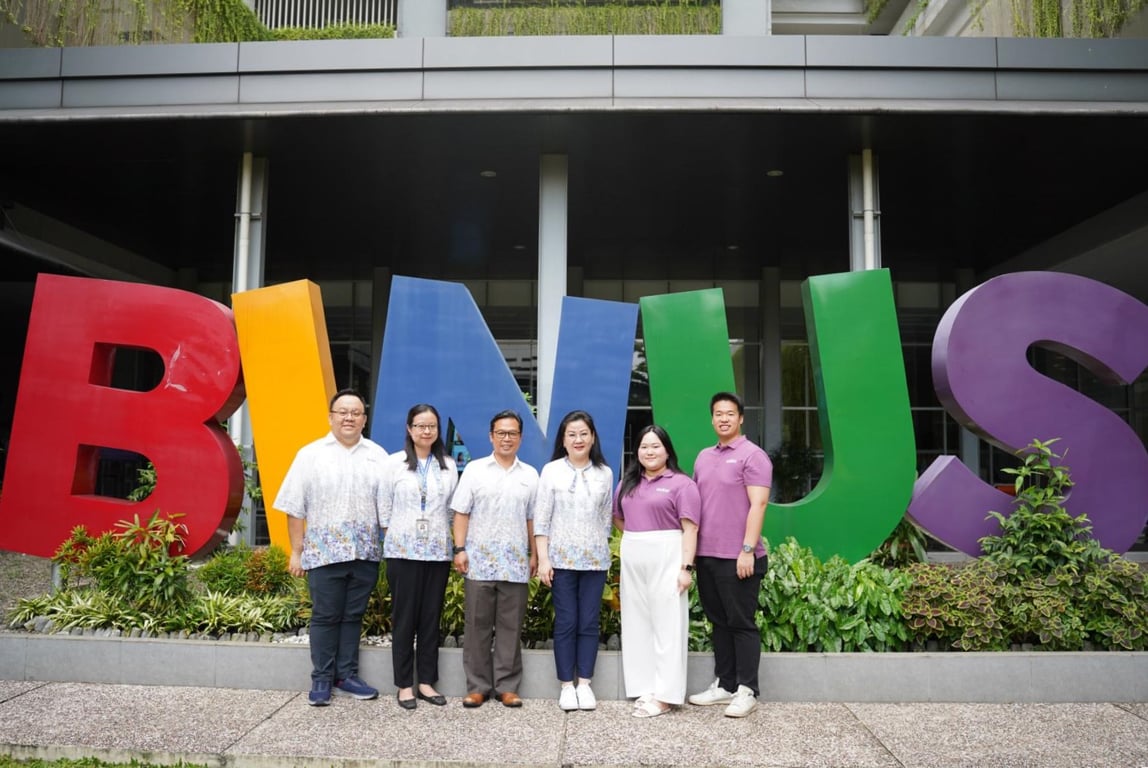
[
  {"left": 379, "top": 403, "right": 458, "bottom": 709},
  {"left": 613, "top": 424, "right": 700, "bottom": 718},
  {"left": 534, "top": 410, "right": 615, "bottom": 711}
]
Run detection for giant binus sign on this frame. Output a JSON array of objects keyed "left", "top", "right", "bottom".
[{"left": 1, "top": 270, "right": 1146, "bottom": 563}]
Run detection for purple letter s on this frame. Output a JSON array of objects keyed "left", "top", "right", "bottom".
[{"left": 908, "top": 271, "right": 1148, "bottom": 555}]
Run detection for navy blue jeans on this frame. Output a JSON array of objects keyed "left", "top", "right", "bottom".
[
  {"left": 551, "top": 569, "right": 607, "bottom": 683},
  {"left": 307, "top": 559, "right": 379, "bottom": 683}
]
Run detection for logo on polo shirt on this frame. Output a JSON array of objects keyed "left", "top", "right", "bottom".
[{"left": 656, "top": 487, "right": 671, "bottom": 494}]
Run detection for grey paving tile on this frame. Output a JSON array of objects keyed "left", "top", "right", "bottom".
[
  {"left": 562, "top": 700, "right": 899, "bottom": 768},
  {"left": 228, "top": 695, "right": 565, "bottom": 764},
  {"left": 849, "top": 702, "right": 1148, "bottom": 768},
  {"left": 0, "top": 682, "right": 293, "bottom": 753},
  {"left": 0, "top": 680, "right": 43, "bottom": 702},
  {"left": 1119, "top": 702, "right": 1148, "bottom": 721}
]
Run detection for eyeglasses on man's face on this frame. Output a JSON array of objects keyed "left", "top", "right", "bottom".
[
  {"left": 331, "top": 410, "right": 365, "bottom": 419},
  {"left": 410, "top": 423, "right": 439, "bottom": 432},
  {"left": 492, "top": 430, "right": 521, "bottom": 440}
]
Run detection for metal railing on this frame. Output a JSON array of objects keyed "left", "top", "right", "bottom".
[{"left": 252, "top": 0, "right": 396, "bottom": 29}]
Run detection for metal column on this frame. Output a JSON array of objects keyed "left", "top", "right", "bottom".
[
  {"left": 537, "top": 154, "right": 568, "bottom": 434},
  {"left": 229, "top": 152, "right": 269, "bottom": 546}
]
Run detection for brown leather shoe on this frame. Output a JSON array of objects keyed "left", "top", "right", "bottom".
[
  {"left": 498, "top": 691, "right": 523, "bottom": 708},
  {"left": 462, "top": 692, "right": 485, "bottom": 708}
]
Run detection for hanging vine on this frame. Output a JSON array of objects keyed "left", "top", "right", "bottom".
[{"left": 990, "top": 0, "right": 1143, "bottom": 36}]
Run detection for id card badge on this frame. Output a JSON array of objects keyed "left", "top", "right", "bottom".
[{"left": 416, "top": 518, "right": 430, "bottom": 542}]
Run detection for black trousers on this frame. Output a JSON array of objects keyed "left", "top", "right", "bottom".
[
  {"left": 386, "top": 558, "right": 450, "bottom": 689},
  {"left": 307, "top": 558, "right": 380, "bottom": 683},
  {"left": 695, "top": 554, "right": 767, "bottom": 696}
]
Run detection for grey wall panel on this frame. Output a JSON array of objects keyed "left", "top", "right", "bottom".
[
  {"left": 997, "top": 72, "right": 1148, "bottom": 102},
  {"left": 424, "top": 69, "right": 612, "bottom": 100},
  {"left": 615, "top": 35, "right": 804, "bottom": 68},
  {"left": 615, "top": 68, "right": 805, "bottom": 99},
  {"left": 807, "top": 36, "right": 996, "bottom": 69},
  {"left": 998, "top": 38, "right": 1148, "bottom": 71},
  {"left": 63, "top": 76, "right": 240, "bottom": 108},
  {"left": 806, "top": 70, "right": 996, "bottom": 100},
  {"left": 0, "top": 81, "right": 62, "bottom": 110},
  {"left": 240, "top": 72, "right": 423, "bottom": 103},
  {"left": 62, "top": 44, "right": 239, "bottom": 77},
  {"left": 239, "top": 38, "right": 423, "bottom": 73},
  {"left": 0, "top": 48, "right": 61, "bottom": 79},
  {"left": 424, "top": 35, "right": 612, "bottom": 69}
]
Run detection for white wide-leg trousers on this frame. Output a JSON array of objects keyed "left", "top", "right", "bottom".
[{"left": 620, "top": 529, "right": 688, "bottom": 704}]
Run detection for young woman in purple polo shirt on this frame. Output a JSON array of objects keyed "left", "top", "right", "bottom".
[{"left": 613, "top": 424, "right": 700, "bottom": 718}]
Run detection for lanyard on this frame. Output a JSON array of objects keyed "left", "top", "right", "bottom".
[{"left": 416, "top": 456, "right": 434, "bottom": 512}]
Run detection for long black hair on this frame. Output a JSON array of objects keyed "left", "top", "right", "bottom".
[
  {"left": 616, "top": 424, "right": 683, "bottom": 509},
  {"left": 548, "top": 409, "right": 607, "bottom": 467},
  {"left": 403, "top": 403, "right": 448, "bottom": 471}
]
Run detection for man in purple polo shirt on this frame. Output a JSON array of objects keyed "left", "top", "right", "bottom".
[{"left": 687, "top": 391, "right": 772, "bottom": 718}]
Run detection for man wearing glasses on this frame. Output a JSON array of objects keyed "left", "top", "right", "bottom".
[
  {"left": 451, "top": 409, "right": 539, "bottom": 708},
  {"left": 276, "top": 388, "right": 388, "bottom": 707}
]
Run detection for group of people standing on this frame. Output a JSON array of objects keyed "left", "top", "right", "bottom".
[{"left": 276, "top": 388, "right": 772, "bottom": 720}]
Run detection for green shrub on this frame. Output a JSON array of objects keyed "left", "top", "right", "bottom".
[
  {"left": 522, "top": 577, "right": 554, "bottom": 647},
  {"left": 196, "top": 545, "right": 292, "bottom": 596},
  {"left": 450, "top": 0, "right": 721, "bottom": 36},
  {"left": 902, "top": 560, "right": 1009, "bottom": 650},
  {"left": 869, "top": 517, "right": 929, "bottom": 569},
  {"left": 243, "top": 546, "right": 293, "bottom": 595},
  {"left": 903, "top": 439, "right": 1148, "bottom": 651},
  {"left": 439, "top": 569, "right": 467, "bottom": 639},
  {"left": 361, "top": 563, "right": 390, "bottom": 636},
  {"left": 196, "top": 546, "right": 251, "bottom": 595},
  {"left": 272, "top": 23, "right": 395, "bottom": 40},
  {"left": 757, "top": 538, "right": 911, "bottom": 652},
  {"left": 687, "top": 582, "right": 711, "bottom": 651},
  {"left": 52, "top": 511, "right": 193, "bottom": 614}
]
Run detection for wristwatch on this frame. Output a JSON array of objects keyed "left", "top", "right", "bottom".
[
  {"left": 681, "top": 564, "right": 695, "bottom": 572},
  {"left": 741, "top": 544, "right": 754, "bottom": 554},
  {"left": 452, "top": 545, "right": 466, "bottom": 555}
]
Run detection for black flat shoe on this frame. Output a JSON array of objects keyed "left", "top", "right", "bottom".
[
  {"left": 397, "top": 692, "right": 417, "bottom": 710},
  {"left": 417, "top": 690, "right": 447, "bottom": 706}
]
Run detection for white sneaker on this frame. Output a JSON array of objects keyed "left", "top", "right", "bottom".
[
  {"left": 575, "top": 683, "right": 597, "bottom": 710},
  {"left": 723, "top": 685, "right": 757, "bottom": 718},
  {"left": 688, "top": 679, "right": 735, "bottom": 706},
  {"left": 559, "top": 684, "right": 579, "bottom": 711}
]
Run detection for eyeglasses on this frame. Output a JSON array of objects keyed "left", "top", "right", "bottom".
[
  {"left": 330, "top": 410, "right": 364, "bottom": 419},
  {"left": 410, "top": 423, "right": 438, "bottom": 432},
  {"left": 493, "top": 430, "right": 521, "bottom": 440}
]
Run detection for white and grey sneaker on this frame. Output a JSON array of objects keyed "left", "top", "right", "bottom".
[
  {"left": 688, "top": 679, "right": 735, "bottom": 706},
  {"left": 723, "top": 685, "right": 757, "bottom": 718},
  {"left": 575, "top": 683, "right": 597, "bottom": 710},
  {"left": 559, "top": 684, "right": 579, "bottom": 711}
]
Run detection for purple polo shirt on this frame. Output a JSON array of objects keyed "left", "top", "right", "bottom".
[
  {"left": 613, "top": 469, "right": 701, "bottom": 533},
  {"left": 693, "top": 435, "right": 773, "bottom": 558}
]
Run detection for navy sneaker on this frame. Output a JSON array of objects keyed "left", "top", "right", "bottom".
[
  {"left": 308, "top": 679, "right": 332, "bottom": 707},
  {"left": 335, "top": 675, "right": 379, "bottom": 700}
]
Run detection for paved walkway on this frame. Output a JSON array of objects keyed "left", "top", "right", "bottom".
[{"left": 2, "top": 679, "right": 1147, "bottom": 768}]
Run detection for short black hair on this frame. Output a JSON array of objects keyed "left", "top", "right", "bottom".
[
  {"left": 490, "top": 409, "right": 523, "bottom": 432},
  {"left": 329, "top": 388, "right": 367, "bottom": 411},
  {"left": 710, "top": 391, "right": 743, "bottom": 415}
]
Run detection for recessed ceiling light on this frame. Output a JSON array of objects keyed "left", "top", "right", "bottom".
[
  {"left": 727, "top": 244, "right": 740, "bottom": 251},
  {"left": 766, "top": 169, "right": 784, "bottom": 177},
  {"left": 480, "top": 170, "right": 497, "bottom": 178}
]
